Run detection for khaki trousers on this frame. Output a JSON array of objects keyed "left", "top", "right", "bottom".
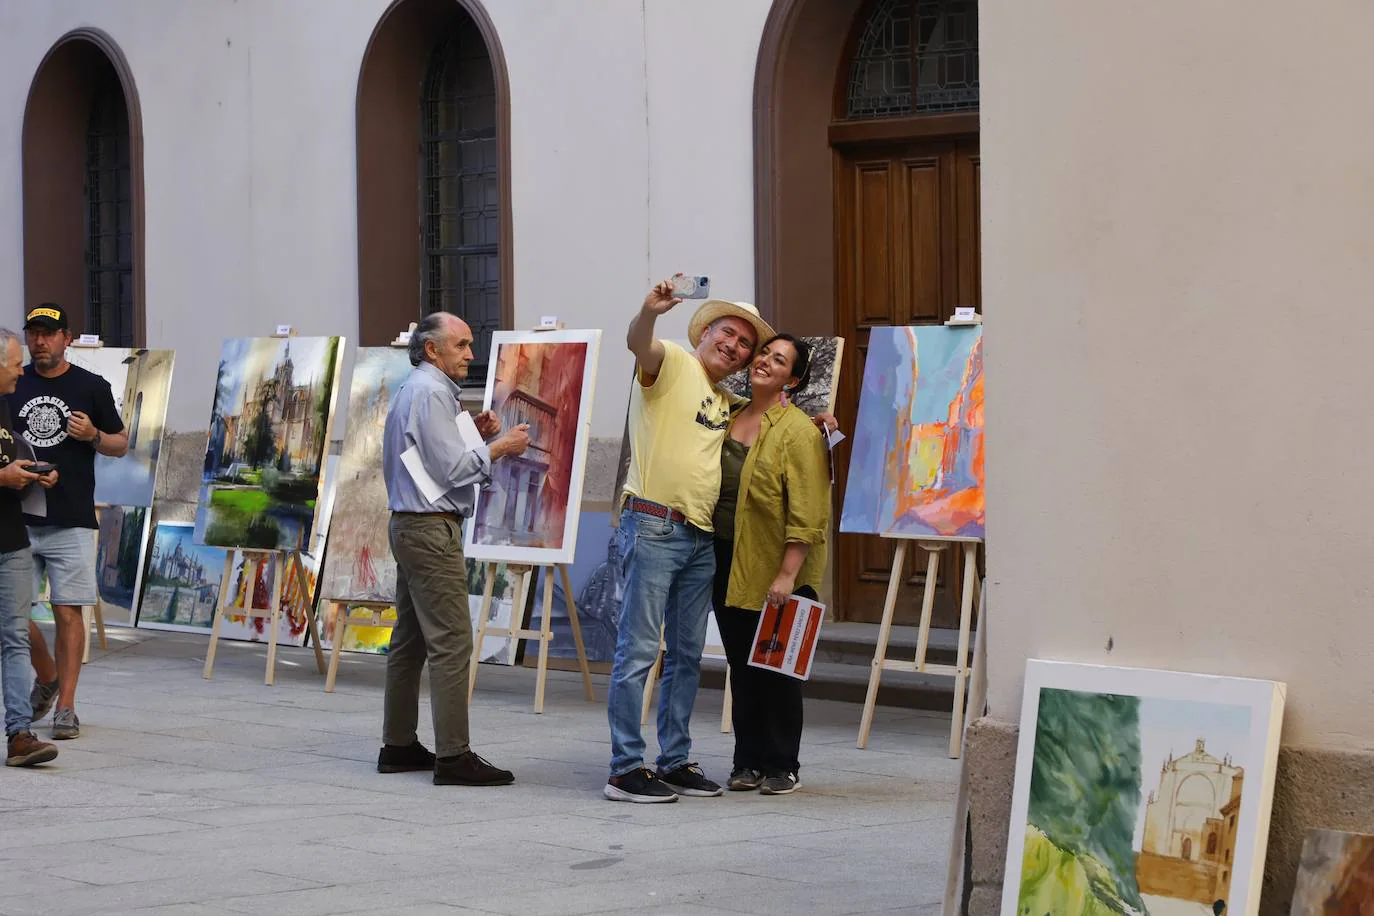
[{"left": 382, "top": 513, "right": 472, "bottom": 759}]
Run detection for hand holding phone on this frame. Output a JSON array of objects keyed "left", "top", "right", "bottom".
[
  {"left": 28, "top": 462, "right": 57, "bottom": 476},
  {"left": 670, "top": 275, "right": 711, "bottom": 299}
]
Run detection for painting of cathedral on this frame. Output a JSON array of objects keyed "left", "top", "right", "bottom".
[
  {"left": 465, "top": 329, "right": 601, "bottom": 566},
  {"left": 194, "top": 336, "right": 344, "bottom": 551},
  {"left": 1004, "top": 660, "right": 1285, "bottom": 916}
]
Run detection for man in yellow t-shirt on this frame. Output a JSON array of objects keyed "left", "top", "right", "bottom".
[{"left": 603, "top": 278, "right": 775, "bottom": 804}]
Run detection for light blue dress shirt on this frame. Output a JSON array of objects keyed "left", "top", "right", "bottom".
[{"left": 382, "top": 361, "right": 492, "bottom": 515}]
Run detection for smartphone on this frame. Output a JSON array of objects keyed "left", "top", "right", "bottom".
[
  {"left": 27, "top": 462, "right": 56, "bottom": 475},
  {"left": 671, "top": 275, "right": 711, "bottom": 299}
]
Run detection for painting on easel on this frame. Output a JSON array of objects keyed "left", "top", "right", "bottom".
[
  {"left": 93, "top": 505, "right": 152, "bottom": 626},
  {"left": 1004, "top": 660, "right": 1285, "bottom": 916},
  {"left": 138, "top": 522, "right": 311, "bottom": 644},
  {"left": 41, "top": 347, "right": 176, "bottom": 506},
  {"left": 193, "top": 337, "right": 344, "bottom": 551},
  {"left": 317, "top": 558, "right": 518, "bottom": 665},
  {"left": 318, "top": 347, "right": 412, "bottom": 603},
  {"left": 840, "top": 325, "right": 983, "bottom": 540},
  {"left": 465, "top": 330, "right": 601, "bottom": 565}
]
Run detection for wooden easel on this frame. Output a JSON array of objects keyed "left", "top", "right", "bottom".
[
  {"left": 202, "top": 545, "right": 326, "bottom": 685},
  {"left": 642, "top": 630, "right": 734, "bottom": 733},
  {"left": 323, "top": 601, "right": 392, "bottom": 692},
  {"left": 856, "top": 537, "right": 981, "bottom": 757},
  {"left": 942, "top": 578, "right": 988, "bottom": 916},
  {"left": 468, "top": 561, "right": 595, "bottom": 713}
]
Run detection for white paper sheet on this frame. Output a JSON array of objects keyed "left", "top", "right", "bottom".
[{"left": 400, "top": 446, "right": 446, "bottom": 504}]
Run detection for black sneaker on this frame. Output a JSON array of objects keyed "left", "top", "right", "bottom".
[
  {"left": 377, "top": 740, "right": 436, "bottom": 773},
  {"left": 603, "top": 767, "right": 679, "bottom": 803},
  {"left": 760, "top": 771, "right": 801, "bottom": 796},
  {"left": 656, "top": 762, "right": 724, "bottom": 797},
  {"left": 727, "top": 767, "right": 764, "bottom": 791}
]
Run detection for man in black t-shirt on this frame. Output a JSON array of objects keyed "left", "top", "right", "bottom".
[
  {"left": 7, "top": 305, "right": 128, "bottom": 741},
  {"left": 0, "top": 327, "right": 60, "bottom": 766}
]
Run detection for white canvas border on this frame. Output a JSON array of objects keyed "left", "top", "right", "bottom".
[
  {"left": 464, "top": 329, "right": 601, "bottom": 566},
  {"left": 1001, "top": 659, "right": 1285, "bottom": 916}
]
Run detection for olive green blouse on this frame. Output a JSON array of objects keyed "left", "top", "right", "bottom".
[{"left": 720, "top": 402, "right": 831, "bottom": 611}]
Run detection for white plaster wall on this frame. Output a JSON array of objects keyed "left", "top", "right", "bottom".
[
  {"left": 0, "top": 0, "right": 770, "bottom": 439},
  {"left": 981, "top": 0, "right": 1374, "bottom": 748}
]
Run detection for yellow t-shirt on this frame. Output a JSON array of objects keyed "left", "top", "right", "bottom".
[{"left": 622, "top": 341, "right": 731, "bottom": 532}]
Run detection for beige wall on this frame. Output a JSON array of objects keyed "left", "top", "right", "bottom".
[{"left": 980, "top": 0, "right": 1374, "bottom": 748}]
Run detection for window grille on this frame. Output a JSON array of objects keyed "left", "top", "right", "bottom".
[
  {"left": 846, "top": 0, "right": 979, "bottom": 119},
  {"left": 421, "top": 26, "right": 500, "bottom": 381},
  {"left": 85, "top": 82, "right": 134, "bottom": 345}
]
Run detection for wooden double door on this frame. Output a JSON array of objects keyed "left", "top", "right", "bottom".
[{"left": 833, "top": 136, "right": 981, "bottom": 626}]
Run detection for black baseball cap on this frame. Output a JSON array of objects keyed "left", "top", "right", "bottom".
[{"left": 23, "top": 303, "right": 69, "bottom": 331}]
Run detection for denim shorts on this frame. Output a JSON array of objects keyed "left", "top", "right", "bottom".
[{"left": 29, "top": 526, "right": 98, "bottom": 608}]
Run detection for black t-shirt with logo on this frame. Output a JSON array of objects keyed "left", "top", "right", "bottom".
[
  {"left": 0, "top": 400, "right": 32, "bottom": 552},
  {"left": 7, "top": 362, "right": 124, "bottom": 530}
]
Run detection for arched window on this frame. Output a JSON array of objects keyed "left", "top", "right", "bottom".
[
  {"left": 846, "top": 0, "right": 979, "bottom": 119},
  {"left": 86, "top": 80, "right": 134, "bottom": 346},
  {"left": 421, "top": 26, "right": 500, "bottom": 381},
  {"left": 1182, "top": 837, "right": 1193, "bottom": 860},
  {"left": 1207, "top": 833, "right": 1218, "bottom": 855}
]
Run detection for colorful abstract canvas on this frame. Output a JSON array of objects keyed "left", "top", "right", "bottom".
[
  {"left": 1004, "top": 660, "right": 1285, "bottom": 916},
  {"left": 194, "top": 337, "right": 344, "bottom": 551},
  {"left": 318, "top": 558, "right": 518, "bottom": 665},
  {"left": 840, "top": 326, "right": 984, "bottom": 541},
  {"left": 720, "top": 336, "right": 845, "bottom": 416},
  {"left": 94, "top": 505, "right": 152, "bottom": 626},
  {"left": 1290, "top": 829, "right": 1374, "bottom": 914},
  {"left": 465, "top": 330, "right": 601, "bottom": 565},
  {"left": 319, "top": 348, "right": 413, "bottom": 602},
  {"left": 39, "top": 347, "right": 176, "bottom": 506}
]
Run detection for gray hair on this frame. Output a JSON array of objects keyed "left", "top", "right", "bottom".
[
  {"left": 408, "top": 312, "right": 453, "bottom": 367},
  {"left": 0, "top": 328, "right": 20, "bottom": 367}
]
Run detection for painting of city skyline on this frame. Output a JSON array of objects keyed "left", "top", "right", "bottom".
[
  {"left": 142, "top": 522, "right": 315, "bottom": 645},
  {"left": 47, "top": 347, "right": 175, "bottom": 507},
  {"left": 194, "top": 336, "right": 343, "bottom": 551},
  {"left": 94, "top": 505, "right": 152, "bottom": 626},
  {"left": 465, "top": 330, "right": 601, "bottom": 565},
  {"left": 840, "top": 325, "right": 984, "bottom": 541},
  {"left": 1003, "top": 661, "right": 1285, "bottom": 916},
  {"left": 319, "top": 347, "right": 412, "bottom": 602}
]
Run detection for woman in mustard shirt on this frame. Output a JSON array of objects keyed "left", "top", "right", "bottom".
[{"left": 711, "top": 334, "right": 831, "bottom": 796}]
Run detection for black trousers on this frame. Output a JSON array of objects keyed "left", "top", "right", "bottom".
[{"left": 712, "top": 538, "right": 809, "bottom": 775}]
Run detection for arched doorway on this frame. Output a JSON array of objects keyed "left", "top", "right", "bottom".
[
  {"left": 355, "top": 0, "right": 512, "bottom": 384},
  {"left": 756, "top": 0, "right": 979, "bottom": 623},
  {"left": 22, "top": 29, "right": 145, "bottom": 345}
]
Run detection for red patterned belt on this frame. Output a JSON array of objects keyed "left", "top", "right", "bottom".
[{"left": 627, "top": 498, "right": 687, "bottom": 524}]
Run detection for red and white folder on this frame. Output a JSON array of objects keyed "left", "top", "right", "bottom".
[{"left": 747, "top": 594, "right": 825, "bottom": 681}]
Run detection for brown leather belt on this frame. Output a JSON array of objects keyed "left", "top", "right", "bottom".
[
  {"left": 627, "top": 498, "right": 686, "bottom": 524},
  {"left": 392, "top": 510, "right": 465, "bottom": 522}
]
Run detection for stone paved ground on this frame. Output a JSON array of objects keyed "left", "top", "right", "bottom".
[{"left": 3, "top": 626, "right": 960, "bottom": 915}]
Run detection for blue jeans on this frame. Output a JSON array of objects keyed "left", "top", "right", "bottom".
[
  {"left": 0, "top": 548, "right": 34, "bottom": 737},
  {"left": 607, "top": 510, "right": 715, "bottom": 777}
]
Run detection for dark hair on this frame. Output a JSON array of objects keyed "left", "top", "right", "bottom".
[{"left": 760, "top": 333, "right": 812, "bottom": 395}]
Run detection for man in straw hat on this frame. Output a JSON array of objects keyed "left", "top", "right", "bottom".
[{"left": 604, "top": 276, "right": 775, "bottom": 803}]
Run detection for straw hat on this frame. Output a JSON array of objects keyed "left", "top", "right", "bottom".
[{"left": 687, "top": 299, "right": 776, "bottom": 350}]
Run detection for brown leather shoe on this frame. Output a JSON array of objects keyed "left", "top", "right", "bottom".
[
  {"left": 6, "top": 731, "right": 58, "bottom": 767},
  {"left": 433, "top": 751, "right": 514, "bottom": 786}
]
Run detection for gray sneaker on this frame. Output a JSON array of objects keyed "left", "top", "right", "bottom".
[
  {"left": 29, "top": 680, "right": 58, "bottom": 722},
  {"left": 51, "top": 708, "right": 79, "bottom": 740}
]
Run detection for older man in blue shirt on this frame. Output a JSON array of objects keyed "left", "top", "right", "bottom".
[{"left": 377, "top": 312, "right": 529, "bottom": 786}]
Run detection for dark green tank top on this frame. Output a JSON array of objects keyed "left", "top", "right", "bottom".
[{"left": 712, "top": 437, "right": 750, "bottom": 541}]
